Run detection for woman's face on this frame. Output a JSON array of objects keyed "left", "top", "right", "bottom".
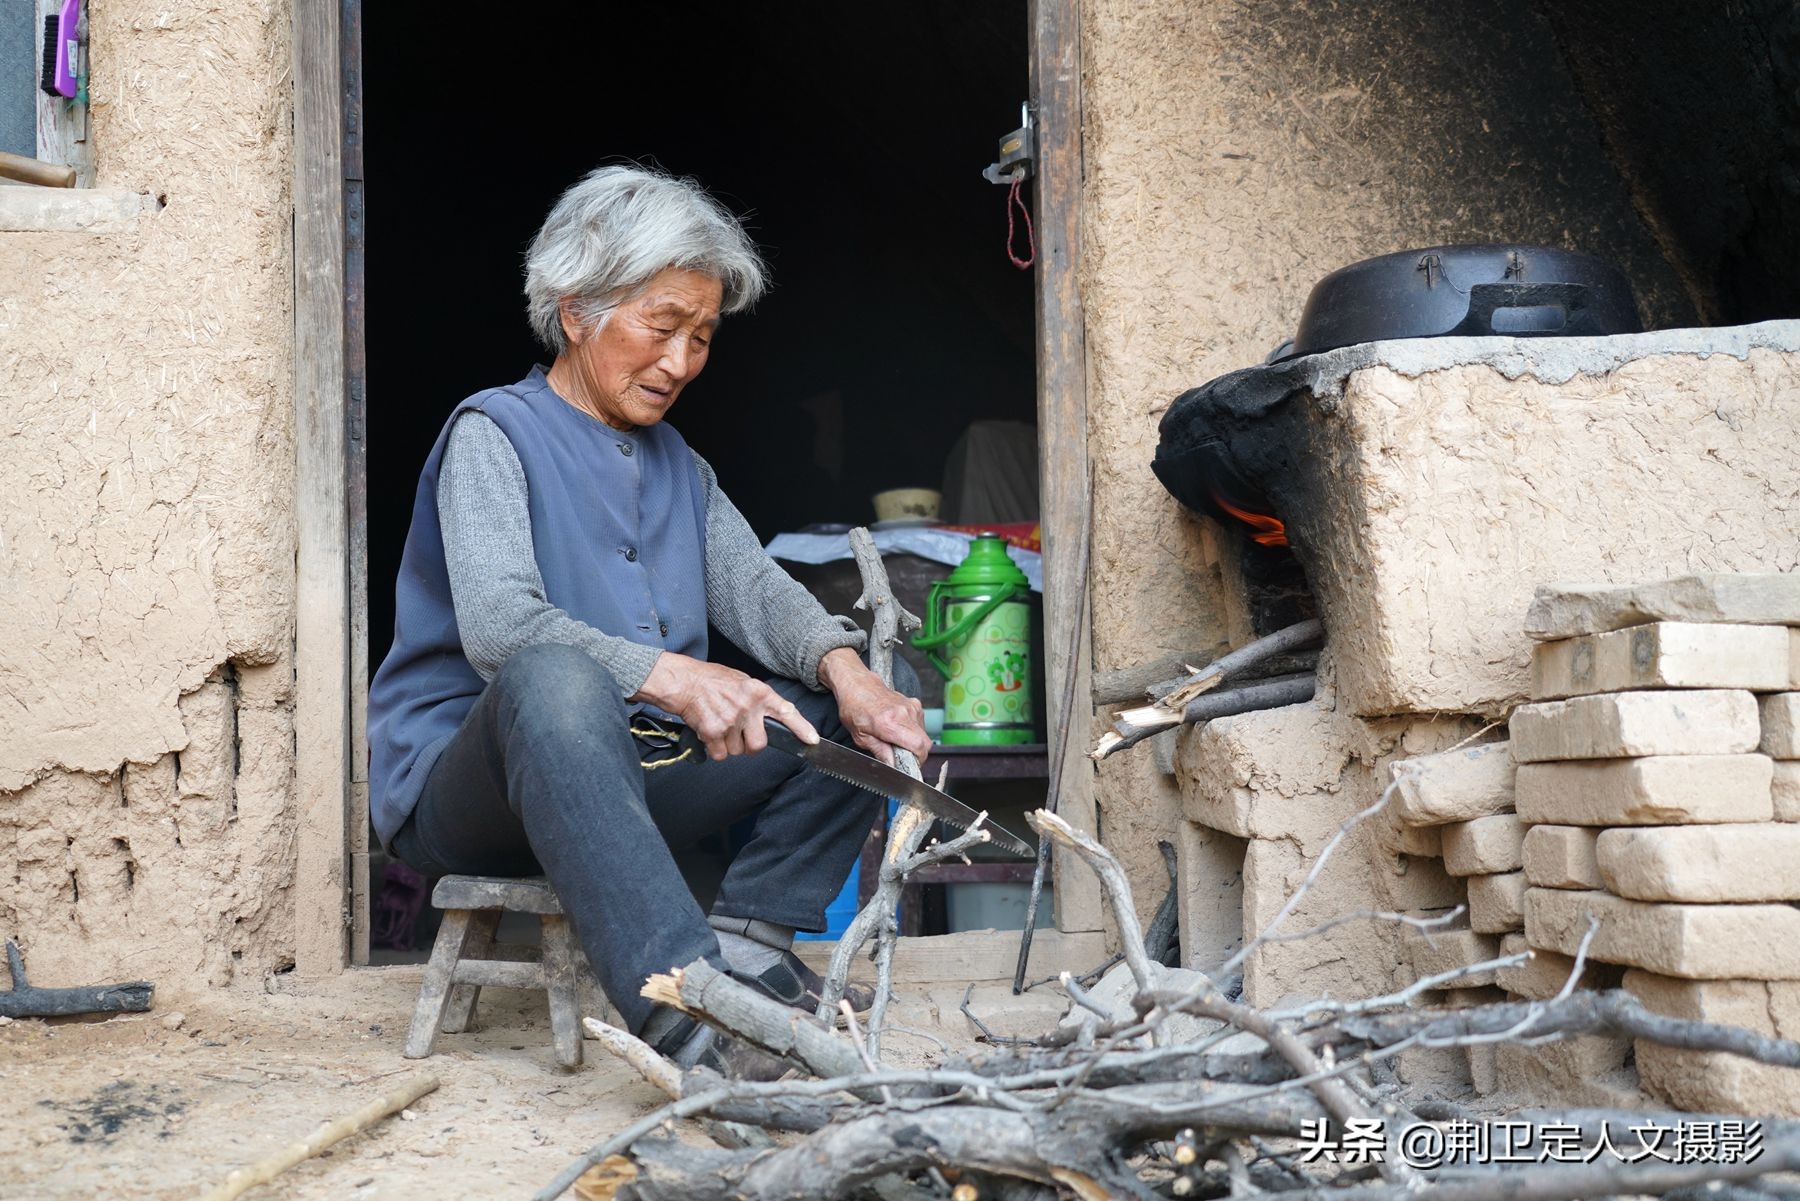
[{"left": 558, "top": 267, "right": 724, "bottom": 430}]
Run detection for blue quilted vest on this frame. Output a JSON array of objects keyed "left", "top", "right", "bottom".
[{"left": 367, "top": 367, "right": 709, "bottom": 848}]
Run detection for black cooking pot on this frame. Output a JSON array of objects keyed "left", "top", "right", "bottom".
[{"left": 1289, "top": 244, "right": 1642, "bottom": 358}]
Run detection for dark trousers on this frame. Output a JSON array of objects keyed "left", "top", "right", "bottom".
[{"left": 391, "top": 642, "right": 886, "bottom": 1033}]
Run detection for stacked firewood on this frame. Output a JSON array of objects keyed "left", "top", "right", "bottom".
[
  {"left": 1091, "top": 619, "right": 1324, "bottom": 759},
  {"left": 534, "top": 562, "right": 1800, "bottom": 1200},
  {"left": 545, "top": 797, "right": 1800, "bottom": 1200}
]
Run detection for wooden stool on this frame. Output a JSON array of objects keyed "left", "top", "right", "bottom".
[{"left": 403, "top": 875, "right": 583, "bottom": 1068}]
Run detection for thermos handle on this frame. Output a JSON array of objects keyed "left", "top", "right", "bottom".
[{"left": 911, "top": 582, "right": 1019, "bottom": 668}]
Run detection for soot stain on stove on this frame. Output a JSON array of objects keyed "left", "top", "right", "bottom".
[{"left": 38, "top": 1080, "right": 187, "bottom": 1143}]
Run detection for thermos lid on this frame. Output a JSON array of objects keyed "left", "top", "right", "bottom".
[{"left": 947, "top": 533, "right": 1030, "bottom": 589}]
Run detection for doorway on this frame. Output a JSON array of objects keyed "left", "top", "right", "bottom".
[{"left": 356, "top": 4, "right": 1048, "bottom": 961}]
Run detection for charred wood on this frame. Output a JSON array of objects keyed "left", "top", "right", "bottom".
[
  {"left": 1092, "top": 645, "right": 1229, "bottom": 706},
  {"left": 1142, "top": 840, "right": 1181, "bottom": 968},
  {"left": 1144, "top": 649, "right": 1320, "bottom": 704},
  {"left": 0, "top": 940, "right": 153, "bottom": 1018},
  {"left": 1096, "top": 672, "right": 1317, "bottom": 759},
  {"left": 1090, "top": 619, "right": 1322, "bottom": 759},
  {"left": 1155, "top": 618, "right": 1323, "bottom": 708},
  {"left": 1147, "top": 648, "right": 1319, "bottom": 702}
]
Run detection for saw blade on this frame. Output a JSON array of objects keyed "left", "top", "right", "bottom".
[{"left": 762, "top": 719, "right": 1035, "bottom": 857}]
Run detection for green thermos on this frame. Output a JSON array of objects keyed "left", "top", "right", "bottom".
[{"left": 912, "top": 534, "right": 1035, "bottom": 745}]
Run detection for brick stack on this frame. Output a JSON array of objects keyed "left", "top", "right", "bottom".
[
  {"left": 1513, "top": 575, "right": 1800, "bottom": 1115},
  {"left": 1388, "top": 741, "right": 1519, "bottom": 1006},
  {"left": 1374, "top": 739, "right": 1519, "bottom": 1090}
]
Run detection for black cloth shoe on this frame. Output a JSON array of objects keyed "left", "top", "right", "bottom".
[
  {"left": 691, "top": 1029, "right": 791, "bottom": 1082},
  {"left": 651, "top": 1017, "right": 789, "bottom": 1083},
  {"left": 734, "top": 948, "right": 878, "bottom": 1023}
]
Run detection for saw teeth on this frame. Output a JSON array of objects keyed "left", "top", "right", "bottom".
[
  {"left": 803, "top": 760, "right": 1033, "bottom": 855},
  {"left": 813, "top": 765, "right": 974, "bottom": 831}
]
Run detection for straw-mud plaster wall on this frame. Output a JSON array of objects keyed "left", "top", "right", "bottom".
[
  {"left": 1077, "top": 0, "right": 1692, "bottom": 923},
  {"left": 0, "top": 0, "right": 296, "bottom": 995}
]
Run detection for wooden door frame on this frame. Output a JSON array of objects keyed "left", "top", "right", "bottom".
[
  {"left": 293, "top": 0, "right": 354, "bottom": 974},
  {"left": 1030, "top": 0, "right": 1102, "bottom": 933},
  {"left": 291, "top": 0, "right": 1101, "bottom": 974}
]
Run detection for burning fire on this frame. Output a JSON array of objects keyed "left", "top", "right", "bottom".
[{"left": 1213, "top": 495, "right": 1289, "bottom": 548}]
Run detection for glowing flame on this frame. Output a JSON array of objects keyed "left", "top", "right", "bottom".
[{"left": 1213, "top": 495, "right": 1289, "bottom": 547}]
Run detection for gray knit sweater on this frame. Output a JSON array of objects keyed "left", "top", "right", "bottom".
[{"left": 438, "top": 411, "right": 865, "bottom": 697}]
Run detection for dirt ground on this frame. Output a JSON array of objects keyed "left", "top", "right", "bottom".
[{"left": 0, "top": 964, "right": 985, "bottom": 1200}]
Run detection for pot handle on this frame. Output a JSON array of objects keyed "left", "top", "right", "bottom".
[{"left": 1451, "top": 281, "right": 1593, "bottom": 337}]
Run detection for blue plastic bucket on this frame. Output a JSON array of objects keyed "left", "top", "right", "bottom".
[{"left": 797, "top": 858, "right": 860, "bottom": 941}]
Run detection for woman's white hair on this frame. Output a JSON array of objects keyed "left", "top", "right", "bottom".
[{"left": 524, "top": 164, "right": 767, "bottom": 354}]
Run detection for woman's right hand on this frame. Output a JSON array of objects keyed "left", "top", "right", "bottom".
[{"left": 633, "top": 653, "right": 819, "bottom": 761}]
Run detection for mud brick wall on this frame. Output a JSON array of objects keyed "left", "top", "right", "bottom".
[
  {"left": 1346, "top": 584, "right": 1800, "bottom": 1108},
  {"left": 0, "top": 0, "right": 297, "bottom": 995},
  {"left": 1173, "top": 698, "right": 1481, "bottom": 1006}
]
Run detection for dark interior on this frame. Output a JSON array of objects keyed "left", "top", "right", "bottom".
[
  {"left": 1540, "top": 0, "right": 1800, "bottom": 326},
  {"left": 363, "top": 2, "right": 1035, "bottom": 677}
]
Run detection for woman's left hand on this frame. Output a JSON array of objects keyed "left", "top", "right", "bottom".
[{"left": 818, "top": 648, "right": 932, "bottom": 766}]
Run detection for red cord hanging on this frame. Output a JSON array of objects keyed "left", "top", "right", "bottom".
[{"left": 1005, "top": 176, "right": 1036, "bottom": 270}]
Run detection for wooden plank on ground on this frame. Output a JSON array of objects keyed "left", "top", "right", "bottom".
[{"left": 796, "top": 929, "right": 1109, "bottom": 984}]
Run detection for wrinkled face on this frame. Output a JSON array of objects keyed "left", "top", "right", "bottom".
[{"left": 558, "top": 267, "right": 724, "bottom": 430}]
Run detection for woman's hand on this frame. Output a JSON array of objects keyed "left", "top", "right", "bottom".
[
  {"left": 817, "top": 647, "right": 932, "bottom": 766},
  {"left": 634, "top": 653, "right": 818, "bottom": 761}
]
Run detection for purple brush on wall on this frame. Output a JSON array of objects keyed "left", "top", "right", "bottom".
[{"left": 42, "top": 0, "right": 80, "bottom": 99}]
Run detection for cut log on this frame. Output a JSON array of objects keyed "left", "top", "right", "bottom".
[
  {"left": 1092, "top": 645, "right": 1228, "bottom": 706},
  {"left": 0, "top": 941, "right": 153, "bottom": 1018},
  {"left": 1145, "top": 650, "right": 1321, "bottom": 704},
  {"left": 1094, "top": 673, "right": 1317, "bottom": 760},
  {"left": 1153, "top": 619, "right": 1324, "bottom": 709},
  {"left": 644, "top": 959, "right": 866, "bottom": 1081}
]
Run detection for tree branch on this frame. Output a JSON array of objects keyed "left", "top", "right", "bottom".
[
  {"left": 817, "top": 526, "right": 933, "bottom": 1042},
  {"left": 1027, "top": 810, "right": 1161, "bottom": 998},
  {"left": 1338, "top": 988, "right": 1800, "bottom": 1069},
  {"left": 643, "top": 959, "right": 866, "bottom": 1081}
]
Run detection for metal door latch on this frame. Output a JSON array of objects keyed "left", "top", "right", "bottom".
[{"left": 982, "top": 102, "right": 1036, "bottom": 184}]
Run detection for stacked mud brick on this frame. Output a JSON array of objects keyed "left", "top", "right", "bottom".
[
  {"left": 1513, "top": 575, "right": 1800, "bottom": 1114},
  {"left": 1384, "top": 736, "right": 1554, "bottom": 1093},
  {"left": 1389, "top": 740, "right": 1521, "bottom": 1000}
]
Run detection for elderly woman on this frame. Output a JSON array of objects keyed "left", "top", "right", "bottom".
[{"left": 368, "top": 165, "right": 931, "bottom": 1072}]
